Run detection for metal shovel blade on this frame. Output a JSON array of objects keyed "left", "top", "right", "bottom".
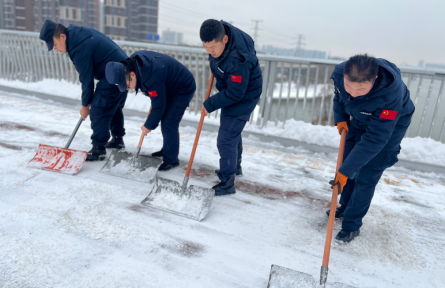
[
  {"left": 267, "top": 265, "right": 357, "bottom": 288},
  {"left": 141, "top": 176, "right": 215, "bottom": 221},
  {"left": 100, "top": 150, "right": 162, "bottom": 182},
  {"left": 28, "top": 144, "right": 87, "bottom": 175}
]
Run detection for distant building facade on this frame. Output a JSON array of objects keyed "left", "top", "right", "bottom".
[
  {"left": 57, "top": 0, "right": 100, "bottom": 31},
  {"left": 104, "top": 0, "right": 158, "bottom": 42},
  {"left": 0, "top": 0, "right": 100, "bottom": 32},
  {"left": 0, "top": 0, "right": 34, "bottom": 31},
  {"left": 425, "top": 63, "right": 445, "bottom": 70},
  {"left": 162, "top": 29, "right": 183, "bottom": 44}
]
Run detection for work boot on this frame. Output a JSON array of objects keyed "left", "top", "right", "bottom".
[
  {"left": 105, "top": 136, "right": 125, "bottom": 150},
  {"left": 86, "top": 146, "right": 106, "bottom": 161},
  {"left": 158, "top": 162, "right": 179, "bottom": 172},
  {"left": 335, "top": 229, "right": 360, "bottom": 243},
  {"left": 151, "top": 149, "right": 163, "bottom": 158},
  {"left": 212, "top": 175, "right": 236, "bottom": 196},
  {"left": 325, "top": 206, "right": 345, "bottom": 219}
]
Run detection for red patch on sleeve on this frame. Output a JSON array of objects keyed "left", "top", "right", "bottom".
[
  {"left": 231, "top": 75, "right": 242, "bottom": 83},
  {"left": 379, "top": 110, "right": 398, "bottom": 120},
  {"left": 147, "top": 91, "right": 158, "bottom": 97}
]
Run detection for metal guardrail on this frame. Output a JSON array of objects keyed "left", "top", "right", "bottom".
[{"left": 1, "top": 29, "right": 445, "bottom": 143}]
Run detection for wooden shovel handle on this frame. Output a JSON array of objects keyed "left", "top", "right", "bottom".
[
  {"left": 137, "top": 106, "right": 153, "bottom": 148},
  {"left": 185, "top": 72, "right": 214, "bottom": 177},
  {"left": 322, "top": 128, "right": 347, "bottom": 267}
]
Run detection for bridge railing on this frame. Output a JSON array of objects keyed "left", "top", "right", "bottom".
[{"left": 1, "top": 29, "right": 445, "bottom": 142}]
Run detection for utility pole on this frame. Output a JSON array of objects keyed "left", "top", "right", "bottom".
[
  {"left": 251, "top": 20, "right": 263, "bottom": 45},
  {"left": 293, "top": 34, "right": 305, "bottom": 57}
]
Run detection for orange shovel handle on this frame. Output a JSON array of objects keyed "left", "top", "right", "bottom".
[
  {"left": 322, "top": 128, "right": 347, "bottom": 267},
  {"left": 138, "top": 106, "right": 153, "bottom": 148},
  {"left": 185, "top": 72, "right": 214, "bottom": 177}
]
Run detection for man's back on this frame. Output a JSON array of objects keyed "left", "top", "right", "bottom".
[{"left": 67, "top": 25, "right": 127, "bottom": 81}]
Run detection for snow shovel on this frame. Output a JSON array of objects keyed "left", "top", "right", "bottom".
[
  {"left": 100, "top": 106, "right": 162, "bottom": 183},
  {"left": 141, "top": 73, "right": 216, "bottom": 221},
  {"left": 29, "top": 116, "right": 87, "bottom": 175},
  {"left": 267, "top": 129, "right": 356, "bottom": 288}
]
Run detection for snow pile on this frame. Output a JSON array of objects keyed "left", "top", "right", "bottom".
[{"left": 0, "top": 78, "right": 81, "bottom": 99}]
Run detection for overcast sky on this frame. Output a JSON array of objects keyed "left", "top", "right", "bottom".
[{"left": 158, "top": 0, "right": 445, "bottom": 66}]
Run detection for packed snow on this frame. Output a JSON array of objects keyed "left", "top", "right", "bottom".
[
  {"left": 0, "top": 91, "right": 445, "bottom": 287},
  {"left": 1, "top": 78, "right": 444, "bottom": 167}
]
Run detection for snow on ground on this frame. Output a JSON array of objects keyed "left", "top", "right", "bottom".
[
  {"left": 2, "top": 78, "right": 445, "bottom": 168},
  {"left": 0, "top": 92, "right": 444, "bottom": 288}
]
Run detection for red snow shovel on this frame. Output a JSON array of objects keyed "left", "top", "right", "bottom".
[
  {"left": 267, "top": 129, "right": 356, "bottom": 288},
  {"left": 29, "top": 117, "right": 87, "bottom": 175},
  {"left": 141, "top": 73, "right": 216, "bottom": 221}
]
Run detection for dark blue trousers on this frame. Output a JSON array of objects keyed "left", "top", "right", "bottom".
[
  {"left": 217, "top": 114, "right": 248, "bottom": 182},
  {"left": 158, "top": 93, "right": 194, "bottom": 165},
  {"left": 339, "top": 133, "right": 399, "bottom": 231},
  {"left": 90, "top": 79, "right": 128, "bottom": 147}
]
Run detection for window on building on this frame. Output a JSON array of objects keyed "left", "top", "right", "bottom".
[
  {"left": 66, "top": 8, "right": 69, "bottom": 18},
  {"left": 117, "top": 17, "right": 121, "bottom": 27},
  {"left": 73, "top": 8, "right": 76, "bottom": 20},
  {"left": 112, "top": 0, "right": 114, "bottom": 5},
  {"left": 112, "top": 17, "right": 114, "bottom": 26},
  {"left": 117, "top": 0, "right": 121, "bottom": 6}
]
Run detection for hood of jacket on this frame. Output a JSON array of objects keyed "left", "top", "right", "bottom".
[
  {"left": 66, "top": 25, "right": 93, "bottom": 52},
  {"left": 332, "top": 58, "right": 402, "bottom": 101},
  {"left": 218, "top": 20, "right": 255, "bottom": 64},
  {"left": 132, "top": 51, "right": 158, "bottom": 90}
]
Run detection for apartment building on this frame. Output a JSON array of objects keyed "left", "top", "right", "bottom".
[
  {"left": 0, "top": 0, "right": 34, "bottom": 31},
  {"left": 0, "top": 0, "right": 100, "bottom": 32},
  {"left": 104, "top": 0, "right": 158, "bottom": 42}
]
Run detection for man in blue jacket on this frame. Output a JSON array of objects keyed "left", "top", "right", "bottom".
[
  {"left": 200, "top": 19, "right": 263, "bottom": 196},
  {"left": 39, "top": 19, "right": 128, "bottom": 161},
  {"left": 105, "top": 51, "right": 196, "bottom": 171},
  {"left": 330, "top": 54, "right": 415, "bottom": 242}
]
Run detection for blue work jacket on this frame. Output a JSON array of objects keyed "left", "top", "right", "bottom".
[
  {"left": 131, "top": 51, "right": 196, "bottom": 130},
  {"left": 203, "top": 21, "right": 263, "bottom": 118},
  {"left": 66, "top": 25, "right": 127, "bottom": 107},
  {"left": 332, "top": 59, "right": 415, "bottom": 178}
]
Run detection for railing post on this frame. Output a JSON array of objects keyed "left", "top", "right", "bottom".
[
  {"left": 282, "top": 64, "right": 294, "bottom": 127},
  {"left": 292, "top": 63, "right": 302, "bottom": 121},
  {"left": 318, "top": 66, "right": 329, "bottom": 125},
  {"left": 428, "top": 75, "right": 445, "bottom": 139},
  {"left": 309, "top": 65, "right": 320, "bottom": 124},
  {"left": 301, "top": 64, "right": 311, "bottom": 121},
  {"left": 261, "top": 61, "right": 277, "bottom": 128},
  {"left": 256, "top": 60, "right": 270, "bottom": 126},
  {"left": 275, "top": 61, "right": 285, "bottom": 126},
  {"left": 417, "top": 75, "right": 435, "bottom": 136}
]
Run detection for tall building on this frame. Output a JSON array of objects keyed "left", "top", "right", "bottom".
[
  {"left": 0, "top": 0, "right": 34, "bottom": 31},
  {"left": 1, "top": 0, "right": 100, "bottom": 33},
  {"left": 162, "top": 29, "right": 183, "bottom": 45},
  {"left": 32, "top": 0, "right": 59, "bottom": 32},
  {"left": 52, "top": 0, "right": 100, "bottom": 31},
  {"left": 104, "top": 0, "right": 158, "bottom": 42}
]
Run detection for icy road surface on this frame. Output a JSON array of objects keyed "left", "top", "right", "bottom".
[{"left": 0, "top": 93, "right": 444, "bottom": 288}]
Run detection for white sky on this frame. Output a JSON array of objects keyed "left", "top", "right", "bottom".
[{"left": 158, "top": 0, "right": 445, "bottom": 66}]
